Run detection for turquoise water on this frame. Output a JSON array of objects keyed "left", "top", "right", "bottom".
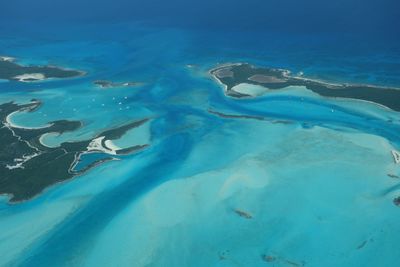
[{"left": 0, "top": 21, "right": 400, "bottom": 267}]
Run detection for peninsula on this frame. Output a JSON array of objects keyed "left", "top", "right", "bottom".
[{"left": 0, "top": 101, "right": 149, "bottom": 202}]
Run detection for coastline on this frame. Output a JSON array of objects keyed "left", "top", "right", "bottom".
[
  {"left": 38, "top": 132, "right": 60, "bottom": 148},
  {"left": 5, "top": 110, "right": 52, "bottom": 130}
]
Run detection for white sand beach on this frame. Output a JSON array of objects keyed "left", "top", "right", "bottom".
[
  {"left": 231, "top": 83, "right": 269, "bottom": 97},
  {"left": 87, "top": 136, "right": 120, "bottom": 155},
  {"left": 5, "top": 111, "right": 51, "bottom": 130},
  {"left": 0, "top": 56, "right": 15, "bottom": 62},
  {"left": 13, "top": 73, "right": 46, "bottom": 82}
]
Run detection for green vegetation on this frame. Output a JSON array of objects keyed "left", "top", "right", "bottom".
[
  {"left": 211, "top": 63, "right": 400, "bottom": 111},
  {"left": 0, "top": 57, "right": 83, "bottom": 81},
  {"left": 0, "top": 101, "right": 149, "bottom": 203}
]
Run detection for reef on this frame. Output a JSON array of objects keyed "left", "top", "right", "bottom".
[
  {"left": 208, "top": 109, "right": 265, "bottom": 121},
  {"left": 207, "top": 109, "right": 293, "bottom": 125},
  {"left": 234, "top": 209, "right": 253, "bottom": 219},
  {"left": 394, "top": 197, "right": 400, "bottom": 207},
  {"left": 261, "top": 254, "right": 305, "bottom": 266},
  {"left": 210, "top": 63, "right": 400, "bottom": 111},
  {"left": 0, "top": 56, "right": 84, "bottom": 82},
  {"left": 0, "top": 101, "right": 149, "bottom": 202},
  {"left": 388, "top": 174, "right": 399, "bottom": 179}
]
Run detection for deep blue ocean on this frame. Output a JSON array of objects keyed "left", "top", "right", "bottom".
[{"left": 0, "top": 1, "right": 400, "bottom": 267}]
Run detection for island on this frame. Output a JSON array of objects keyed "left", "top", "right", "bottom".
[
  {"left": 0, "top": 56, "right": 84, "bottom": 82},
  {"left": 392, "top": 150, "right": 400, "bottom": 164},
  {"left": 0, "top": 100, "right": 149, "bottom": 203},
  {"left": 94, "top": 80, "right": 143, "bottom": 89},
  {"left": 210, "top": 63, "right": 400, "bottom": 111}
]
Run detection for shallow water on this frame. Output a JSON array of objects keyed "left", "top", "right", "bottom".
[{"left": 0, "top": 21, "right": 399, "bottom": 267}]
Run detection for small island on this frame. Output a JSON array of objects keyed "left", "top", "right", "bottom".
[
  {"left": 94, "top": 80, "right": 143, "bottom": 89},
  {"left": 0, "top": 56, "right": 84, "bottom": 82},
  {"left": 392, "top": 150, "right": 400, "bottom": 164},
  {"left": 210, "top": 63, "right": 400, "bottom": 111},
  {"left": 0, "top": 100, "right": 149, "bottom": 203}
]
